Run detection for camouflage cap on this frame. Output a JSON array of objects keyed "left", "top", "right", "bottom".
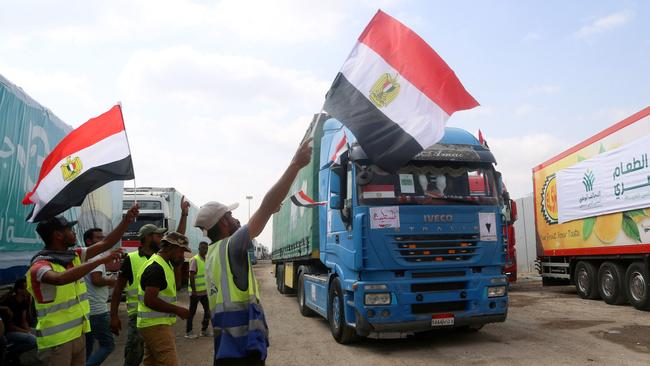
[
  {"left": 138, "top": 224, "right": 167, "bottom": 238},
  {"left": 161, "top": 231, "right": 191, "bottom": 252}
]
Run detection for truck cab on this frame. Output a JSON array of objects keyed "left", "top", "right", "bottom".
[{"left": 286, "top": 117, "right": 510, "bottom": 343}]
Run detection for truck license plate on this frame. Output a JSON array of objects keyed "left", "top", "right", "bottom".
[{"left": 431, "top": 314, "right": 454, "bottom": 327}]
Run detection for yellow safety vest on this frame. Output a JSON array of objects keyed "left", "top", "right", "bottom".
[
  {"left": 192, "top": 254, "right": 207, "bottom": 293},
  {"left": 136, "top": 254, "right": 177, "bottom": 328},
  {"left": 125, "top": 250, "right": 148, "bottom": 316},
  {"left": 26, "top": 255, "right": 91, "bottom": 349},
  {"left": 208, "top": 237, "right": 268, "bottom": 360}
]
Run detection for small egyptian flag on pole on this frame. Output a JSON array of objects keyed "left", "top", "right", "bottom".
[
  {"left": 324, "top": 10, "right": 479, "bottom": 172},
  {"left": 22, "top": 105, "right": 135, "bottom": 222},
  {"left": 330, "top": 134, "right": 349, "bottom": 165},
  {"left": 290, "top": 191, "right": 326, "bottom": 208}
]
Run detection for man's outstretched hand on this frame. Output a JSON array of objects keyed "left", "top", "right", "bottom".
[{"left": 291, "top": 137, "right": 313, "bottom": 169}]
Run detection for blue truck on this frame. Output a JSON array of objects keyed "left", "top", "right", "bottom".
[{"left": 272, "top": 114, "right": 513, "bottom": 343}]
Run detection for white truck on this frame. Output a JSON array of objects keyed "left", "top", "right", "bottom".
[{"left": 121, "top": 187, "right": 204, "bottom": 251}]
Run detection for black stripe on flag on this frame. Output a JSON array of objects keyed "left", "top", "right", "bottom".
[
  {"left": 324, "top": 73, "right": 423, "bottom": 172},
  {"left": 28, "top": 156, "right": 134, "bottom": 222}
]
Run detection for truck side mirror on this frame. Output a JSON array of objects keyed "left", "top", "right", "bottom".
[
  {"left": 330, "top": 165, "right": 344, "bottom": 194},
  {"left": 330, "top": 194, "right": 343, "bottom": 210}
]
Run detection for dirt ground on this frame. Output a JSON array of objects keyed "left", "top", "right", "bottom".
[{"left": 104, "top": 262, "right": 650, "bottom": 366}]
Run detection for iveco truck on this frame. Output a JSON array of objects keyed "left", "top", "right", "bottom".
[{"left": 272, "top": 114, "right": 515, "bottom": 343}]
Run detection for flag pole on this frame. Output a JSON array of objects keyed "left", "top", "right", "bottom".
[{"left": 116, "top": 102, "right": 138, "bottom": 214}]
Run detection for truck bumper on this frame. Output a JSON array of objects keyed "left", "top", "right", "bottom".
[{"left": 356, "top": 311, "right": 506, "bottom": 335}]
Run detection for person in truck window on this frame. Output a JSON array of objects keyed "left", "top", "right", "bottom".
[
  {"left": 26, "top": 206, "right": 137, "bottom": 366},
  {"left": 194, "top": 138, "right": 312, "bottom": 366}
]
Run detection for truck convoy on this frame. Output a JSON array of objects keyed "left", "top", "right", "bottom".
[
  {"left": 534, "top": 106, "right": 650, "bottom": 311},
  {"left": 121, "top": 187, "right": 204, "bottom": 251},
  {"left": 0, "top": 73, "right": 123, "bottom": 287},
  {"left": 272, "top": 114, "right": 515, "bottom": 343}
]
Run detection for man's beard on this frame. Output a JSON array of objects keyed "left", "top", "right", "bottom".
[{"left": 150, "top": 242, "right": 160, "bottom": 252}]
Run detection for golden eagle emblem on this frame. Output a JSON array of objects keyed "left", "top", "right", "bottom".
[
  {"left": 369, "top": 73, "right": 401, "bottom": 108},
  {"left": 60, "top": 156, "right": 83, "bottom": 182}
]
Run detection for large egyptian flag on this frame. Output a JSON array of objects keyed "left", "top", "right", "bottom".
[
  {"left": 323, "top": 10, "right": 479, "bottom": 172},
  {"left": 22, "top": 105, "right": 134, "bottom": 222}
]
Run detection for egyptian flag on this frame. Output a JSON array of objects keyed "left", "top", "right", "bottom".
[
  {"left": 323, "top": 10, "right": 479, "bottom": 172},
  {"left": 290, "top": 191, "right": 326, "bottom": 208},
  {"left": 22, "top": 105, "right": 134, "bottom": 222},
  {"left": 330, "top": 134, "right": 348, "bottom": 165}
]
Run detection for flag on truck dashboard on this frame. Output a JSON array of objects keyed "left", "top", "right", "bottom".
[
  {"left": 323, "top": 10, "right": 479, "bottom": 172},
  {"left": 22, "top": 105, "right": 134, "bottom": 222},
  {"left": 290, "top": 191, "right": 326, "bottom": 208}
]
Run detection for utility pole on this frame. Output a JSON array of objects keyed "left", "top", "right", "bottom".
[{"left": 246, "top": 195, "right": 253, "bottom": 221}]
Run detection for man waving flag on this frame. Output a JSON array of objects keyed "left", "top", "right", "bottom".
[
  {"left": 22, "top": 105, "right": 135, "bottom": 222},
  {"left": 324, "top": 10, "right": 479, "bottom": 172}
]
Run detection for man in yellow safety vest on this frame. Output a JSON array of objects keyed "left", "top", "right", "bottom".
[
  {"left": 136, "top": 231, "right": 191, "bottom": 366},
  {"left": 194, "top": 138, "right": 312, "bottom": 365},
  {"left": 185, "top": 241, "right": 210, "bottom": 338},
  {"left": 26, "top": 205, "right": 138, "bottom": 365}
]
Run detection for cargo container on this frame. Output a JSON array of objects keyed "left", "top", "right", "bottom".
[
  {"left": 272, "top": 114, "right": 515, "bottom": 343},
  {"left": 534, "top": 106, "right": 650, "bottom": 310},
  {"left": 0, "top": 73, "right": 123, "bottom": 287}
]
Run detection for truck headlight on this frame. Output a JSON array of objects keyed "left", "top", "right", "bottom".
[
  {"left": 487, "top": 286, "right": 506, "bottom": 298},
  {"left": 365, "top": 293, "right": 391, "bottom": 305}
]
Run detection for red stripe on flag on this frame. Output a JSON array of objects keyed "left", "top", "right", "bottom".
[
  {"left": 330, "top": 134, "right": 348, "bottom": 162},
  {"left": 22, "top": 105, "right": 125, "bottom": 204},
  {"left": 297, "top": 191, "right": 317, "bottom": 204},
  {"left": 358, "top": 10, "right": 479, "bottom": 115}
]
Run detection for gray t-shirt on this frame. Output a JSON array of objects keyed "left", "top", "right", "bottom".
[
  {"left": 85, "top": 263, "right": 110, "bottom": 315},
  {"left": 226, "top": 225, "right": 253, "bottom": 291}
]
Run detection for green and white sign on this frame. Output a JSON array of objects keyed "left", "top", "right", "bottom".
[{"left": 557, "top": 134, "right": 650, "bottom": 223}]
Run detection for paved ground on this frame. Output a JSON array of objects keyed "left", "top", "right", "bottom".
[{"left": 104, "top": 261, "right": 650, "bottom": 366}]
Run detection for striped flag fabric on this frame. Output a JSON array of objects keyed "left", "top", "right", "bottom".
[
  {"left": 22, "top": 105, "right": 134, "bottom": 222},
  {"left": 324, "top": 10, "right": 479, "bottom": 172},
  {"left": 330, "top": 134, "right": 348, "bottom": 165},
  {"left": 290, "top": 191, "right": 326, "bottom": 208}
]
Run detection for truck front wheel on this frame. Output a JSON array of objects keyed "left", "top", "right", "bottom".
[
  {"left": 328, "top": 277, "right": 357, "bottom": 344},
  {"left": 625, "top": 262, "right": 650, "bottom": 311},
  {"left": 297, "top": 271, "right": 316, "bottom": 317},
  {"left": 598, "top": 262, "right": 627, "bottom": 305},
  {"left": 575, "top": 261, "right": 600, "bottom": 300}
]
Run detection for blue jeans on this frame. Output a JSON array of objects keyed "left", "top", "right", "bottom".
[
  {"left": 85, "top": 312, "right": 115, "bottom": 366},
  {"left": 5, "top": 331, "right": 37, "bottom": 355}
]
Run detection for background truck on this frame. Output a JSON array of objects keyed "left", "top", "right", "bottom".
[
  {"left": 119, "top": 187, "right": 205, "bottom": 285},
  {"left": 534, "top": 106, "right": 650, "bottom": 311},
  {"left": 0, "top": 73, "right": 123, "bottom": 288},
  {"left": 272, "top": 114, "right": 515, "bottom": 343}
]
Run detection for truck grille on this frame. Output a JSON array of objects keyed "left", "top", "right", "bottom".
[
  {"left": 411, "top": 282, "right": 466, "bottom": 292},
  {"left": 391, "top": 234, "right": 479, "bottom": 263}
]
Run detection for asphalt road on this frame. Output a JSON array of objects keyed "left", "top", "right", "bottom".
[{"left": 104, "top": 261, "right": 650, "bottom": 366}]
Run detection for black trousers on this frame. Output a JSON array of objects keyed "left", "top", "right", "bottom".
[{"left": 187, "top": 294, "right": 210, "bottom": 333}]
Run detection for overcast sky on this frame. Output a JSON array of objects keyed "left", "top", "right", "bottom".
[{"left": 1, "top": 0, "right": 648, "bottom": 247}]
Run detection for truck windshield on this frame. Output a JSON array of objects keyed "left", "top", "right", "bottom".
[
  {"left": 356, "top": 163, "right": 498, "bottom": 206},
  {"left": 123, "top": 215, "right": 165, "bottom": 239}
]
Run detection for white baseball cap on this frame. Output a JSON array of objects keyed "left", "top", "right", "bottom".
[{"left": 194, "top": 201, "right": 239, "bottom": 231}]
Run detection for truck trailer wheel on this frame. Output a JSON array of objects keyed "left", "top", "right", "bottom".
[
  {"left": 598, "top": 262, "right": 627, "bottom": 305},
  {"left": 328, "top": 277, "right": 357, "bottom": 344},
  {"left": 297, "top": 272, "right": 316, "bottom": 317},
  {"left": 625, "top": 262, "right": 650, "bottom": 311},
  {"left": 575, "top": 261, "right": 600, "bottom": 300}
]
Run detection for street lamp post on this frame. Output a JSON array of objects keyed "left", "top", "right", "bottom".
[{"left": 246, "top": 195, "right": 253, "bottom": 221}]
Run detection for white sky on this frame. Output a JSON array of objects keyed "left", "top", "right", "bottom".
[{"left": 2, "top": 0, "right": 648, "bottom": 247}]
